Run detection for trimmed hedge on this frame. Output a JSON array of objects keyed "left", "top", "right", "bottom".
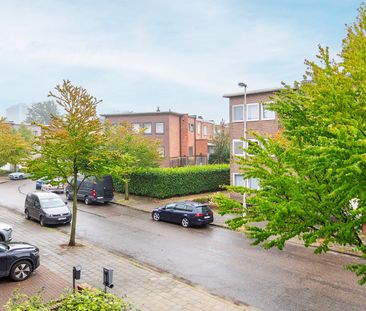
[{"left": 115, "top": 164, "right": 229, "bottom": 199}]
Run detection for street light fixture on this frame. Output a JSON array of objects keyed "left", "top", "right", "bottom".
[{"left": 238, "top": 82, "right": 247, "bottom": 214}]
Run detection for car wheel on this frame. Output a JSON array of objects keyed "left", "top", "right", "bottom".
[
  {"left": 152, "top": 212, "right": 160, "bottom": 221},
  {"left": 10, "top": 260, "right": 32, "bottom": 281},
  {"left": 19, "top": 175, "right": 23, "bottom": 180},
  {"left": 25, "top": 209, "right": 30, "bottom": 220},
  {"left": 66, "top": 192, "right": 72, "bottom": 200},
  {"left": 0, "top": 234, "right": 4, "bottom": 242},
  {"left": 40, "top": 216, "right": 45, "bottom": 227},
  {"left": 84, "top": 197, "right": 91, "bottom": 205},
  {"left": 181, "top": 217, "right": 190, "bottom": 228}
]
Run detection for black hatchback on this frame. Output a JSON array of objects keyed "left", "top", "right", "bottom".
[{"left": 152, "top": 201, "right": 214, "bottom": 228}]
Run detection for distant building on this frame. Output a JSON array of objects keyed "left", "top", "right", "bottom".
[
  {"left": 223, "top": 87, "right": 281, "bottom": 199},
  {"left": 5, "top": 103, "right": 29, "bottom": 124},
  {"left": 101, "top": 111, "right": 215, "bottom": 167}
]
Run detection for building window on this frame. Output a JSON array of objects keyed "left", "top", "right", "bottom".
[
  {"left": 158, "top": 147, "right": 165, "bottom": 157},
  {"left": 233, "top": 174, "right": 245, "bottom": 187},
  {"left": 246, "top": 103, "right": 259, "bottom": 121},
  {"left": 156, "top": 122, "right": 164, "bottom": 134},
  {"left": 261, "top": 103, "right": 275, "bottom": 120},
  {"left": 233, "top": 139, "right": 244, "bottom": 156},
  {"left": 189, "top": 123, "right": 195, "bottom": 132},
  {"left": 232, "top": 105, "right": 244, "bottom": 122},
  {"left": 203, "top": 125, "right": 208, "bottom": 136},
  {"left": 197, "top": 122, "right": 201, "bottom": 134},
  {"left": 143, "top": 123, "right": 152, "bottom": 134},
  {"left": 189, "top": 146, "right": 194, "bottom": 156},
  {"left": 247, "top": 178, "right": 260, "bottom": 190},
  {"left": 132, "top": 123, "right": 140, "bottom": 132}
]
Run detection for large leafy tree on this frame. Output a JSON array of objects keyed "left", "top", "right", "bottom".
[
  {"left": 216, "top": 5, "right": 366, "bottom": 284},
  {"left": 27, "top": 80, "right": 105, "bottom": 246},
  {"left": 104, "top": 122, "right": 161, "bottom": 200},
  {"left": 25, "top": 100, "right": 60, "bottom": 125},
  {"left": 0, "top": 119, "right": 30, "bottom": 170}
]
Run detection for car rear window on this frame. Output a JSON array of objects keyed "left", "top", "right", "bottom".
[{"left": 195, "top": 205, "right": 211, "bottom": 213}]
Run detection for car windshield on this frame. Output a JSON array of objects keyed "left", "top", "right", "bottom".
[
  {"left": 196, "top": 205, "right": 211, "bottom": 213},
  {"left": 40, "top": 197, "right": 65, "bottom": 209}
]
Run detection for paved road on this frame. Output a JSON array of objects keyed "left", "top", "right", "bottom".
[{"left": 1, "top": 179, "right": 365, "bottom": 311}]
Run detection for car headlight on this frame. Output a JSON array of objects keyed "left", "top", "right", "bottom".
[{"left": 32, "top": 250, "right": 39, "bottom": 256}]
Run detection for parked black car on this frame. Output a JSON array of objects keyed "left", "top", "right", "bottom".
[
  {"left": 24, "top": 192, "right": 72, "bottom": 226},
  {"left": 65, "top": 175, "right": 114, "bottom": 205},
  {"left": 152, "top": 201, "right": 214, "bottom": 227},
  {"left": 0, "top": 242, "right": 40, "bottom": 281}
]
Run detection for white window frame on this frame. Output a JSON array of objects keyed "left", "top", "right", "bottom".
[
  {"left": 132, "top": 123, "right": 140, "bottom": 132},
  {"left": 247, "top": 177, "right": 260, "bottom": 190},
  {"left": 261, "top": 103, "right": 275, "bottom": 120},
  {"left": 232, "top": 104, "right": 244, "bottom": 122},
  {"left": 233, "top": 173, "right": 245, "bottom": 187},
  {"left": 197, "top": 122, "right": 201, "bottom": 134},
  {"left": 155, "top": 122, "right": 165, "bottom": 134},
  {"left": 158, "top": 147, "right": 165, "bottom": 157},
  {"left": 203, "top": 125, "right": 208, "bottom": 136},
  {"left": 143, "top": 123, "right": 152, "bottom": 134},
  {"left": 232, "top": 139, "right": 244, "bottom": 156},
  {"left": 246, "top": 103, "right": 260, "bottom": 121}
]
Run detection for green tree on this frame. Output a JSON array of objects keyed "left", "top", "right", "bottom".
[
  {"left": 215, "top": 5, "right": 366, "bottom": 284},
  {"left": 27, "top": 80, "right": 105, "bottom": 246},
  {"left": 25, "top": 100, "right": 60, "bottom": 125},
  {"left": 0, "top": 119, "right": 30, "bottom": 170},
  {"left": 104, "top": 122, "right": 161, "bottom": 200},
  {"left": 208, "top": 123, "right": 230, "bottom": 164}
]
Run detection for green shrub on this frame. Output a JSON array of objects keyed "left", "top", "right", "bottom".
[
  {"left": 114, "top": 164, "right": 229, "bottom": 199},
  {"left": 6, "top": 288, "right": 133, "bottom": 311}
]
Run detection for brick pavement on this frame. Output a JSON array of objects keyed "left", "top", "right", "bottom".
[{"left": 0, "top": 206, "right": 251, "bottom": 311}]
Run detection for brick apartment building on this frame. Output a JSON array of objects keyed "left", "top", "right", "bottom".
[
  {"left": 223, "top": 88, "right": 281, "bottom": 196},
  {"left": 101, "top": 111, "right": 214, "bottom": 167}
]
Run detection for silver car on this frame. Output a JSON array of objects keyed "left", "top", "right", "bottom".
[{"left": 0, "top": 222, "right": 13, "bottom": 242}]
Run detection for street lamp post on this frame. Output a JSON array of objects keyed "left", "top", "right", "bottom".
[{"left": 238, "top": 82, "right": 247, "bottom": 214}]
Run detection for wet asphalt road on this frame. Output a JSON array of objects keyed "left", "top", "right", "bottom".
[{"left": 0, "top": 180, "right": 365, "bottom": 311}]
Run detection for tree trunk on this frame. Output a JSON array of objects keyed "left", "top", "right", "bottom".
[
  {"left": 69, "top": 171, "right": 78, "bottom": 246},
  {"left": 124, "top": 180, "right": 129, "bottom": 201}
]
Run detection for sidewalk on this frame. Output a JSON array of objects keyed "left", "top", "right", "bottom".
[
  {"left": 0, "top": 206, "right": 251, "bottom": 311},
  {"left": 112, "top": 192, "right": 364, "bottom": 258}
]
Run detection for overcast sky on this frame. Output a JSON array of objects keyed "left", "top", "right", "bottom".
[{"left": 0, "top": 0, "right": 361, "bottom": 122}]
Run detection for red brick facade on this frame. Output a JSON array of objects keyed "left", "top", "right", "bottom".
[{"left": 102, "top": 112, "right": 214, "bottom": 167}]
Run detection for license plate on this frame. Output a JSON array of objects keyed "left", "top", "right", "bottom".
[
  {"left": 204, "top": 216, "right": 210, "bottom": 219},
  {"left": 58, "top": 217, "right": 66, "bottom": 220}
]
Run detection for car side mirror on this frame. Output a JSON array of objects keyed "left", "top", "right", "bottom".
[{"left": 161, "top": 206, "right": 166, "bottom": 210}]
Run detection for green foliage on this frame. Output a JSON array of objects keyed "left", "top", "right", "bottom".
[
  {"left": 6, "top": 288, "right": 132, "bottom": 311},
  {"left": 115, "top": 164, "right": 229, "bottom": 199},
  {"left": 0, "top": 118, "right": 31, "bottom": 168},
  {"left": 104, "top": 122, "right": 162, "bottom": 200},
  {"left": 192, "top": 197, "right": 211, "bottom": 204},
  {"left": 26, "top": 80, "right": 105, "bottom": 246},
  {"left": 208, "top": 124, "right": 230, "bottom": 164},
  {"left": 25, "top": 100, "right": 60, "bottom": 125},
  {"left": 215, "top": 5, "right": 366, "bottom": 284}
]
